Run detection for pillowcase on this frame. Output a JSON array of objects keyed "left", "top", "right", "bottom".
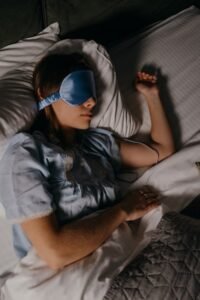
[
  {"left": 0, "top": 22, "right": 60, "bottom": 79},
  {"left": 0, "top": 23, "right": 60, "bottom": 158},
  {"left": 0, "top": 37, "right": 137, "bottom": 161}
]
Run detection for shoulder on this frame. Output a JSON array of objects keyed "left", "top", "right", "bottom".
[
  {"left": 5, "top": 131, "right": 43, "bottom": 153},
  {"left": 85, "top": 127, "right": 115, "bottom": 135},
  {"left": 79, "top": 127, "right": 116, "bottom": 148},
  {"left": 0, "top": 131, "right": 55, "bottom": 169},
  {"left": 1, "top": 132, "right": 35, "bottom": 161},
  {"left": 79, "top": 127, "right": 121, "bottom": 169},
  {"left": 7, "top": 132, "right": 32, "bottom": 148},
  {"left": 80, "top": 127, "right": 116, "bottom": 142},
  {"left": 3, "top": 130, "right": 63, "bottom": 156}
]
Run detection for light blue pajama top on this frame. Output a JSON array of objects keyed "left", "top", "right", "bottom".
[{"left": 0, "top": 128, "right": 122, "bottom": 259}]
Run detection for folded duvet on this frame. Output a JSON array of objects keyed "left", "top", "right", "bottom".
[{"left": 104, "top": 212, "right": 200, "bottom": 300}]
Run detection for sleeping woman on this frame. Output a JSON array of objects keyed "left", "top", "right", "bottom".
[{"left": 0, "top": 53, "right": 175, "bottom": 271}]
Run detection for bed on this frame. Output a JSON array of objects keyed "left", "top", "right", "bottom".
[{"left": 0, "top": 3, "right": 200, "bottom": 300}]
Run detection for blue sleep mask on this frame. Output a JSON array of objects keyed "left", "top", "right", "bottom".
[{"left": 38, "top": 69, "right": 96, "bottom": 111}]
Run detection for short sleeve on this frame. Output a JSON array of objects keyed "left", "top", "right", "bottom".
[
  {"left": 81, "top": 128, "right": 121, "bottom": 172},
  {"left": 0, "top": 134, "right": 54, "bottom": 224}
]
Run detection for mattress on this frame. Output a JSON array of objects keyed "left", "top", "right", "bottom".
[{"left": 0, "top": 5, "right": 200, "bottom": 299}]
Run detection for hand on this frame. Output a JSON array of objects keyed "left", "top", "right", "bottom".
[
  {"left": 135, "top": 71, "right": 159, "bottom": 97},
  {"left": 119, "top": 186, "right": 161, "bottom": 221}
]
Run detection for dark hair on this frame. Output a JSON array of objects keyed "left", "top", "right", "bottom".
[
  {"left": 29, "top": 52, "right": 90, "bottom": 147},
  {"left": 33, "top": 52, "right": 90, "bottom": 99}
]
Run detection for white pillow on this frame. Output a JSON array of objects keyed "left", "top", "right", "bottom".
[
  {"left": 0, "top": 38, "right": 137, "bottom": 157},
  {"left": 0, "top": 22, "right": 60, "bottom": 78},
  {"left": 0, "top": 23, "right": 60, "bottom": 153}
]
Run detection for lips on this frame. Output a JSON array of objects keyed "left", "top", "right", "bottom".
[{"left": 80, "top": 114, "right": 92, "bottom": 117}]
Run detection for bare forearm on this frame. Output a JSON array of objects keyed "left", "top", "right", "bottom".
[
  {"left": 145, "top": 93, "right": 174, "bottom": 151},
  {"left": 136, "top": 71, "right": 174, "bottom": 154},
  {"left": 54, "top": 205, "right": 126, "bottom": 269},
  {"left": 25, "top": 188, "right": 160, "bottom": 270}
]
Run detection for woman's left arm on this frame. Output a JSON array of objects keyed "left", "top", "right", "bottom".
[{"left": 118, "top": 72, "right": 175, "bottom": 168}]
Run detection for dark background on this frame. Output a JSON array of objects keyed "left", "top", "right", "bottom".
[{"left": 0, "top": 0, "right": 199, "bottom": 49}]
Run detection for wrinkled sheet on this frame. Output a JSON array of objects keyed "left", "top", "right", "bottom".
[{"left": 1, "top": 135, "right": 200, "bottom": 300}]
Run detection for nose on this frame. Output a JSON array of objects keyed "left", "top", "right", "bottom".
[{"left": 82, "top": 97, "right": 96, "bottom": 109}]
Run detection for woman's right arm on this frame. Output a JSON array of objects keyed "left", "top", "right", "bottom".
[
  {"left": 21, "top": 188, "right": 160, "bottom": 271},
  {"left": 2, "top": 135, "right": 159, "bottom": 270}
]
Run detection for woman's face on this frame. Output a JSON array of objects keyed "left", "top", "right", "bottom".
[{"left": 51, "top": 97, "right": 96, "bottom": 130}]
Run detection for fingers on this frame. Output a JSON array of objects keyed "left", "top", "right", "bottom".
[
  {"left": 145, "top": 200, "right": 161, "bottom": 213},
  {"left": 139, "top": 189, "right": 158, "bottom": 200},
  {"left": 145, "top": 193, "right": 159, "bottom": 200},
  {"left": 143, "top": 196, "right": 161, "bottom": 209},
  {"left": 138, "top": 188, "right": 161, "bottom": 207},
  {"left": 140, "top": 185, "right": 153, "bottom": 192},
  {"left": 136, "top": 71, "right": 157, "bottom": 84},
  {"left": 137, "top": 71, "right": 157, "bottom": 81},
  {"left": 124, "top": 188, "right": 161, "bottom": 221}
]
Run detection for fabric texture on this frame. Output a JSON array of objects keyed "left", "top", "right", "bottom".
[
  {"left": 0, "top": 218, "right": 141, "bottom": 300},
  {"left": 0, "top": 218, "right": 19, "bottom": 277},
  {"left": 104, "top": 212, "right": 200, "bottom": 300},
  {"left": 0, "top": 22, "right": 60, "bottom": 79},
  {"left": 109, "top": 5, "right": 200, "bottom": 149},
  {"left": 0, "top": 22, "right": 60, "bottom": 163},
  {"left": 0, "top": 128, "right": 121, "bottom": 258}
]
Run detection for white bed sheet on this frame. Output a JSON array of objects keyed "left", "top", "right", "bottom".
[
  {"left": 109, "top": 5, "right": 200, "bottom": 148},
  {"left": 1, "top": 5, "right": 200, "bottom": 300}
]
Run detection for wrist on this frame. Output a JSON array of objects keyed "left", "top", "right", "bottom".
[
  {"left": 144, "top": 89, "right": 160, "bottom": 101},
  {"left": 113, "top": 203, "right": 128, "bottom": 223}
]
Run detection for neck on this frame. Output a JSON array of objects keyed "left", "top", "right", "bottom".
[{"left": 60, "top": 127, "right": 77, "bottom": 147}]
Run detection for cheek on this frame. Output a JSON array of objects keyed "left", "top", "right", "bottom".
[
  {"left": 53, "top": 101, "right": 77, "bottom": 120},
  {"left": 53, "top": 102, "right": 90, "bottom": 128},
  {"left": 60, "top": 106, "right": 81, "bottom": 124}
]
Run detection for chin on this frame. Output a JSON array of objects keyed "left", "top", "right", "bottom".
[
  {"left": 82, "top": 124, "right": 90, "bottom": 129},
  {"left": 78, "top": 122, "right": 90, "bottom": 130}
]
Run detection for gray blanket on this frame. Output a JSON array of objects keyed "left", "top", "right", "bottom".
[{"left": 104, "top": 212, "right": 200, "bottom": 300}]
